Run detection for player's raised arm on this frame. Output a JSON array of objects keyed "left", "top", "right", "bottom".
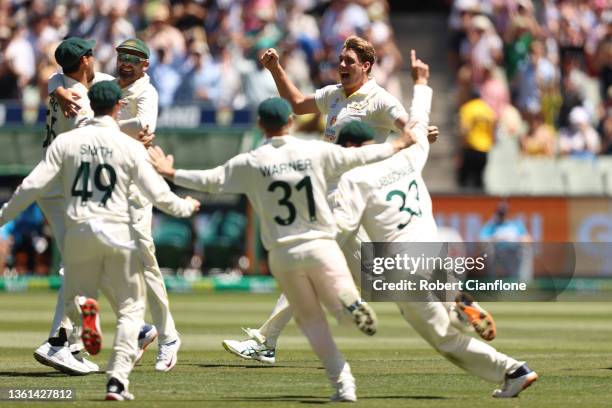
[
  {"left": 261, "top": 48, "right": 319, "bottom": 115},
  {"left": 148, "top": 145, "right": 246, "bottom": 195}
]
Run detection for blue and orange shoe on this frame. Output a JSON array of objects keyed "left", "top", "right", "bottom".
[
  {"left": 493, "top": 364, "right": 538, "bottom": 398},
  {"left": 455, "top": 293, "right": 496, "bottom": 341}
]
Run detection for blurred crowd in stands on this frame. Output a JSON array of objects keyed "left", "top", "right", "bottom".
[
  {"left": 0, "top": 0, "right": 402, "bottom": 113},
  {"left": 0, "top": 0, "right": 401, "bottom": 276},
  {"left": 449, "top": 0, "right": 611, "bottom": 188}
]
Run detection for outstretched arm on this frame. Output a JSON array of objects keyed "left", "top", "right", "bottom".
[
  {"left": 148, "top": 146, "right": 246, "bottom": 195},
  {"left": 0, "top": 141, "right": 63, "bottom": 225},
  {"left": 131, "top": 147, "right": 199, "bottom": 218},
  {"left": 261, "top": 48, "right": 319, "bottom": 115}
]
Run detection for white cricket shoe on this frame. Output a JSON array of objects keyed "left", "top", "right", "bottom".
[
  {"left": 72, "top": 350, "right": 100, "bottom": 373},
  {"left": 492, "top": 364, "right": 538, "bottom": 398},
  {"left": 155, "top": 338, "right": 181, "bottom": 372},
  {"left": 222, "top": 328, "right": 276, "bottom": 364},
  {"left": 330, "top": 363, "right": 357, "bottom": 402},
  {"left": 339, "top": 292, "right": 377, "bottom": 336},
  {"left": 135, "top": 324, "right": 157, "bottom": 364},
  {"left": 105, "top": 377, "right": 134, "bottom": 401},
  {"left": 33, "top": 342, "right": 90, "bottom": 376}
]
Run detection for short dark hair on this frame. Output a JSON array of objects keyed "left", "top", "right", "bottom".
[{"left": 92, "top": 105, "right": 115, "bottom": 117}]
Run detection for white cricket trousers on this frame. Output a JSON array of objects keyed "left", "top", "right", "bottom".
[
  {"left": 395, "top": 300, "right": 523, "bottom": 383},
  {"left": 129, "top": 201, "right": 178, "bottom": 344},
  {"left": 258, "top": 229, "right": 366, "bottom": 347},
  {"left": 37, "top": 194, "right": 78, "bottom": 343},
  {"left": 43, "top": 196, "right": 178, "bottom": 345},
  {"left": 268, "top": 238, "right": 358, "bottom": 384},
  {"left": 62, "top": 221, "right": 145, "bottom": 388},
  {"left": 260, "top": 233, "right": 523, "bottom": 384}
]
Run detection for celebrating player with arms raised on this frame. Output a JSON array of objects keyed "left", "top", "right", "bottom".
[{"left": 148, "top": 96, "right": 425, "bottom": 401}]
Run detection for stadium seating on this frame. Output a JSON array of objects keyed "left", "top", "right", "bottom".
[{"left": 485, "top": 154, "right": 611, "bottom": 196}]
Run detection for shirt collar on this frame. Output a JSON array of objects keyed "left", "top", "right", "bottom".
[
  {"left": 264, "top": 134, "right": 295, "bottom": 146},
  {"left": 351, "top": 78, "right": 377, "bottom": 97},
  {"left": 62, "top": 75, "right": 88, "bottom": 92},
  {"left": 89, "top": 115, "right": 120, "bottom": 129}
]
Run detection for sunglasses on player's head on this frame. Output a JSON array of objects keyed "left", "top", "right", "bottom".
[{"left": 118, "top": 53, "right": 145, "bottom": 64}]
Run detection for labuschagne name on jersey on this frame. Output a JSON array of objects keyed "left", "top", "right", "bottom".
[{"left": 376, "top": 163, "right": 415, "bottom": 189}]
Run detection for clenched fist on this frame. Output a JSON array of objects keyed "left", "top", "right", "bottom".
[{"left": 260, "top": 48, "right": 280, "bottom": 71}]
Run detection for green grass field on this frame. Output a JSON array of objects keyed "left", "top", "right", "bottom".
[{"left": 0, "top": 291, "right": 610, "bottom": 407}]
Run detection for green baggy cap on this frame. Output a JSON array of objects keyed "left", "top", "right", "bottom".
[
  {"left": 116, "top": 38, "right": 150, "bottom": 58},
  {"left": 55, "top": 37, "right": 96, "bottom": 68},
  {"left": 337, "top": 120, "right": 375, "bottom": 146},
  {"left": 258, "top": 97, "right": 292, "bottom": 130},
  {"left": 88, "top": 81, "right": 122, "bottom": 110}
]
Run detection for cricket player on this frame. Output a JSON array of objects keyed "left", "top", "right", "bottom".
[
  {"left": 46, "top": 39, "right": 181, "bottom": 372},
  {"left": 35, "top": 37, "right": 114, "bottom": 376},
  {"left": 220, "top": 49, "right": 463, "bottom": 364},
  {"left": 261, "top": 35, "right": 412, "bottom": 144},
  {"left": 147, "top": 97, "right": 424, "bottom": 402},
  {"left": 0, "top": 81, "right": 200, "bottom": 400},
  {"left": 328, "top": 85, "right": 538, "bottom": 399}
]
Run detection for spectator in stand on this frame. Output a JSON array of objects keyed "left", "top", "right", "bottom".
[
  {"left": 92, "top": 0, "right": 135, "bottom": 75},
  {"left": 149, "top": 47, "right": 181, "bottom": 107},
  {"left": 284, "top": 0, "right": 323, "bottom": 67},
  {"left": 67, "top": 0, "right": 97, "bottom": 38},
  {"left": 598, "top": 107, "right": 612, "bottom": 155},
  {"left": 320, "top": 0, "right": 370, "bottom": 53},
  {"left": 521, "top": 111, "right": 557, "bottom": 157},
  {"left": 143, "top": 4, "right": 186, "bottom": 67},
  {"left": 238, "top": 40, "right": 279, "bottom": 108},
  {"left": 448, "top": 0, "right": 480, "bottom": 72},
  {"left": 515, "top": 40, "right": 557, "bottom": 117},
  {"left": 0, "top": 25, "right": 20, "bottom": 100},
  {"left": 26, "top": 12, "right": 61, "bottom": 62},
  {"left": 175, "top": 42, "right": 222, "bottom": 105},
  {"left": 504, "top": 1, "right": 540, "bottom": 86},
  {"left": 480, "top": 62, "right": 510, "bottom": 120},
  {"left": 366, "top": 20, "right": 403, "bottom": 101},
  {"left": 458, "top": 91, "right": 497, "bottom": 189},
  {"left": 4, "top": 21, "right": 35, "bottom": 95},
  {"left": 467, "top": 15, "right": 503, "bottom": 87},
  {"left": 457, "top": 14, "right": 502, "bottom": 105},
  {"left": 559, "top": 106, "right": 600, "bottom": 157}
]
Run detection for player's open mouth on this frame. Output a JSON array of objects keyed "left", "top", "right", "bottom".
[{"left": 340, "top": 73, "right": 350, "bottom": 79}]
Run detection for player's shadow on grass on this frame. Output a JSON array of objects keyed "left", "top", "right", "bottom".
[
  {"left": 0, "top": 371, "right": 67, "bottom": 378},
  {"left": 227, "top": 395, "right": 446, "bottom": 404},
  {"left": 195, "top": 363, "right": 316, "bottom": 369}
]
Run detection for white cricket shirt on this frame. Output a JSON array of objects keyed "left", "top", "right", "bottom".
[
  {"left": 315, "top": 78, "right": 408, "bottom": 144},
  {"left": 331, "top": 85, "right": 438, "bottom": 243},
  {"left": 173, "top": 137, "right": 396, "bottom": 250},
  {"left": 45, "top": 72, "right": 114, "bottom": 150},
  {"left": 48, "top": 72, "right": 158, "bottom": 139},
  {"left": 0, "top": 116, "right": 194, "bottom": 227}
]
